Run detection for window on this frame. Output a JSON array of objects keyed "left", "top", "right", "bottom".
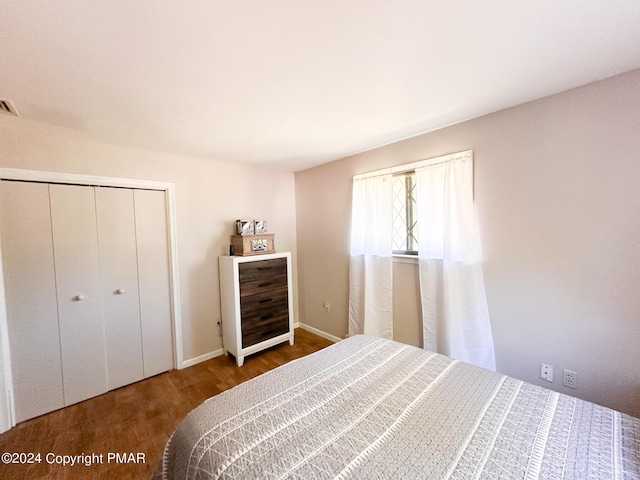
[{"left": 392, "top": 171, "right": 418, "bottom": 254}]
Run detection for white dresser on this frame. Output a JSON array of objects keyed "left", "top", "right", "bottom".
[{"left": 219, "top": 252, "right": 294, "bottom": 366}]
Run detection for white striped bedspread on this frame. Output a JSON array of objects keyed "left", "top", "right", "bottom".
[{"left": 159, "top": 335, "right": 640, "bottom": 479}]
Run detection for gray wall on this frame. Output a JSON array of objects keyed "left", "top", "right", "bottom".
[{"left": 295, "top": 69, "right": 640, "bottom": 417}]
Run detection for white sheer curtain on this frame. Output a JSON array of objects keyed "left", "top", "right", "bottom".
[
  {"left": 348, "top": 173, "right": 393, "bottom": 339},
  {"left": 416, "top": 151, "right": 496, "bottom": 370}
]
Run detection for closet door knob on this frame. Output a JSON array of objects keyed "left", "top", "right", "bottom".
[
  {"left": 115, "top": 288, "right": 125, "bottom": 294},
  {"left": 73, "top": 294, "right": 85, "bottom": 301}
]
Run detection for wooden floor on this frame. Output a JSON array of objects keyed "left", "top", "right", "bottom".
[{"left": 0, "top": 328, "right": 333, "bottom": 480}]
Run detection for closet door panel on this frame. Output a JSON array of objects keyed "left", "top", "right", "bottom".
[
  {"left": 49, "top": 184, "right": 107, "bottom": 406},
  {"left": 0, "top": 181, "right": 64, "bottom": 422},
  {"left": 95, "top": 187, "right": 144, "bottom": 390},
  {"left": 134, "top": 189, "right": 173, "bottom": 377}
]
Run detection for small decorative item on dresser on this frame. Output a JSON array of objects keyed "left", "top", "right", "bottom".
[
  {"left": 251, "top": 238, "right": 268, "bottom": 252},
  {"left": 231, "top": 234, "right": 275, "bottom": 256},
  {"left": 254, "top": 220, "right": 267, "bottom": 234},
  {"left": 236, "top": 219, "right": 255, "bottom": 236}
]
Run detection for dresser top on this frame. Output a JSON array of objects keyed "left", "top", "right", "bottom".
[{"left": 220, "top": 251, "right": 291, "bottom": 264}]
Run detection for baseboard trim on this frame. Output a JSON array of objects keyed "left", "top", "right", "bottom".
[
  {"left": 297, "top": 323, "right": 343, "bottom": 343},
  {"left": 180, "top": 348, "right": 225, "bottom": 369},
  {"left": 179, "top": 324, "right": 343, "bottom": 369}
]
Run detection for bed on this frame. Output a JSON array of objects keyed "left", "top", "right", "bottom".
[{"left": 158, "top": 335, "right": 640, "bottom": 479}]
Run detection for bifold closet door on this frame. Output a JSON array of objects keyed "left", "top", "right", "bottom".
[
  {"left": 134, "top": 189, "right": 173, "bottom": 377},
  {"left": 95, "top": 187, "right": 144, "bottom": 390},
  {"left": 49, "top": 184, "right": 108, "bottom": 406},
  {"left": 0, "top": 181, "right": 64, "bottom": 422},
  {"left": 1, "top": 181, "right": 173, "bottom": 422}
]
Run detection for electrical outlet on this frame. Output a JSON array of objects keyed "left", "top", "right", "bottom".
[
  {"left": 540, "top": 363, "right": 554, "bottom": 382},
  {"left": 562, "top": 369, "right": 578, "bottom": 389}
]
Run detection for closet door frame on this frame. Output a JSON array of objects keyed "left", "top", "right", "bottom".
[{"left": 0, "top": 167, "right": 183, "bottom": 431}]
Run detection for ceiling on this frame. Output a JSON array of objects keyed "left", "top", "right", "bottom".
[{"left": 2, "top": 1, "right": 640, "bottom": 172}]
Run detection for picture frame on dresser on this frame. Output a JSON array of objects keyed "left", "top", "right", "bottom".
[{"left": 218, "top": 252, "right": 294, "bottom": 366}]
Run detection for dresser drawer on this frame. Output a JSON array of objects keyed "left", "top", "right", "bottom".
[
  {"left": 240, "top": 287, "right": 288, "bottom": 316},
  {"left": 241, "top": 309, "right": 289, "bottom": 348},
  {"left": 239, "top": 258, "right": 287, "bottom": 296}
]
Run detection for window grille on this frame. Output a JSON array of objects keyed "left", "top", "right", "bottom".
[{"left": 392, "top": 172, "right": 418, "bottom": 254}]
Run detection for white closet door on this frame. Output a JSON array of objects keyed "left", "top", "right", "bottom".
[
  {"left": 0, "top": 181, "right": 64, "bottom": 422},
  {"left": 134, "top": 189, "right": 173, "bottom": 377},
  {"left": 49, "top": 184, "right": 107, "bottom": 406},
  {"left": 95, "top": 187, "right": 144, "bottom": 390}
]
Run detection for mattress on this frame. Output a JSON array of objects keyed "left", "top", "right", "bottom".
[{"left": 159, "top": 335, "right": 640, "bottom": 479}]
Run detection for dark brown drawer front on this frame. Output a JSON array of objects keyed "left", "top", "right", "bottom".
[
  {"left": 239, "top": 258, "right": 287, "bottom": 297},
  {"left": 240, "top": 287, "right": 288, "bottom": 316},
  {"left": 241, "top": 289, "right": 289, "bottom": 348},
  {"left": 242, "top": 315, "right": 289, "bottom": 348}
]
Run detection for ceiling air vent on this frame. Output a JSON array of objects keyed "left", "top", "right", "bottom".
[{"left": 0, "top": 99, "right": 19, "bottom": 117}]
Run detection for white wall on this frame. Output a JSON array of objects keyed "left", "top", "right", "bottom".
[
  {"left": 295, "top": 69, "right": 640, "bottom": 417},
  {"left": 0, "top": 117, "right": 298, "bottom": 365}
]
